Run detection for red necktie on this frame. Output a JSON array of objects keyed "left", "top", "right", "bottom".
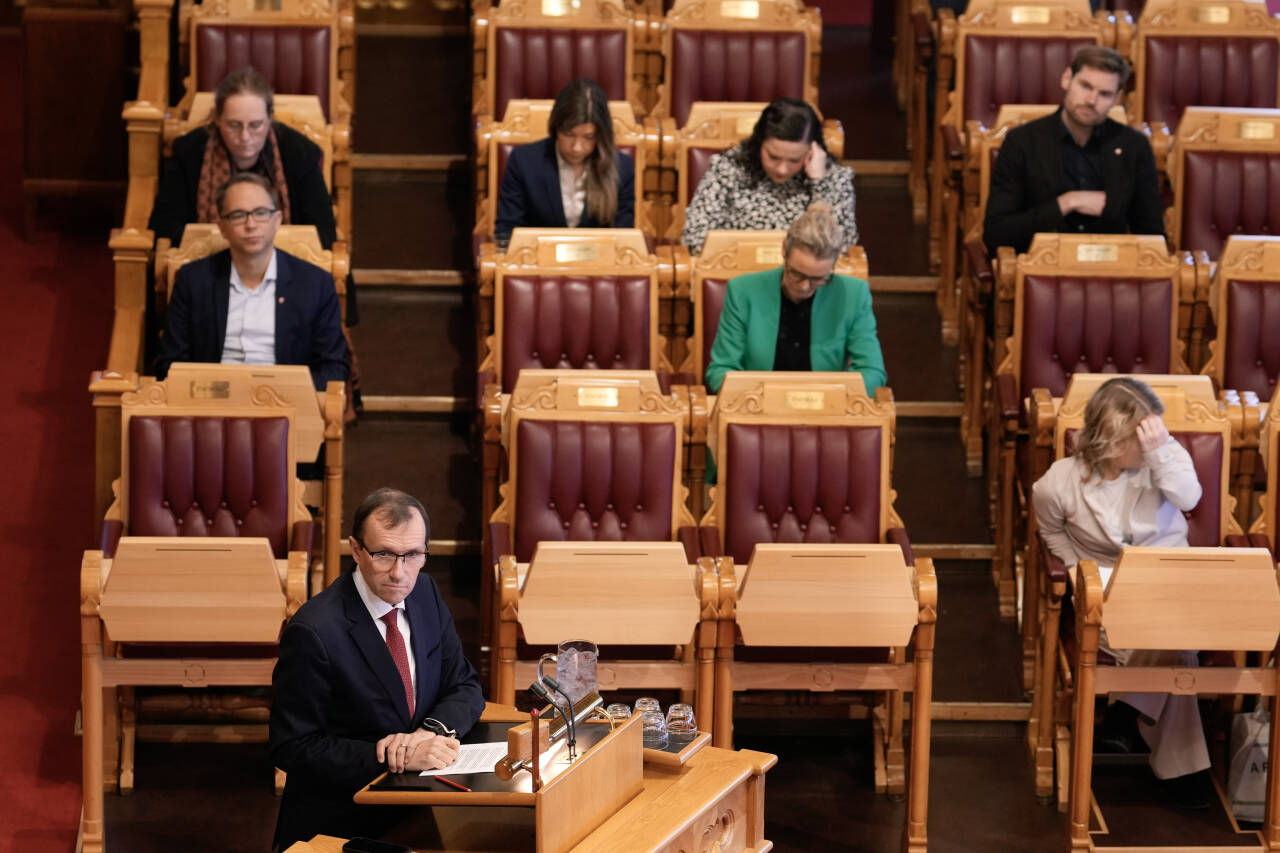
[{"left": 381, "top": 610, "right": 415, "bottom": 717}]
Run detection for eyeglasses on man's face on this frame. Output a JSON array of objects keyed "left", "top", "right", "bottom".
[
  {"left": 782, "top": 265, "right": 833, "bottom": 289},
  {"left": 355, "top": 538, "right": 428, "bottom": 570},
  {"left": 221, "top": 207, "right": 279, "bottom": 225}
]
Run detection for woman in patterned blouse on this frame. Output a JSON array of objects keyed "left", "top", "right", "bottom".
[{"left": 681, "top": 98, "right": 857, "bottom": 255}]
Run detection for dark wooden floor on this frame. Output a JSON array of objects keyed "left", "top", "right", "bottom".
[{"left": 97, "top": 9, "right": 1260, "bottom": 853}]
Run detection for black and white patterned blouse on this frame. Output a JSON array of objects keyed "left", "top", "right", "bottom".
[{"left": 680, "top": 144, "right": 858, "bottom": 255}]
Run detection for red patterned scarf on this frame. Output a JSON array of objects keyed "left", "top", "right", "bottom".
[{"left": 195, "top": 122, "right": 293, "bottom": 225}]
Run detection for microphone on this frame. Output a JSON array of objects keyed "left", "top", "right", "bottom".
[
  {"left": 529, "top": 680, "right": 575, "bottom": 759},
  {"left": 540, "top": 675, "right": 578, "bottom": 758}
]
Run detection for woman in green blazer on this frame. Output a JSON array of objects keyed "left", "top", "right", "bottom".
[{"left": 705, "top": 202, "right": 887, "bottom": 394}]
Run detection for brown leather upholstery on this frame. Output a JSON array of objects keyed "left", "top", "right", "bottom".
[
  {"left": 1181, "top": 151, "right": 1280, "bottom": 259},
  {"left": 493, "top": 28, "right": 629, "bottom": 125},
  {"left": 127, "top": 415, "right": 291, "bottom": 557},
  {"left": 1019, "top": 275, "right": 1174, "bottom": 397},
  {"left": 1223, "top": 278, "right": 1280, "bottom": 398},
  {"left": 1174, "top": 431, "right": 1225, "bottom": 547},
  {"left": 688, "top": 147, "right": 718, "bottom": 204},
  {"left": 669, "top": 30, "right": 806, "bottom": 126},
  {"left": 962, "top": 36, "right": 1095, "bottom": 126},
  {"left": 722, "top": 423, "right": 882, "bottom": 565},
  {"left": 501, "top": 275, "right": 653, "bottom": 391},
  {"left": 512, "top": 419, "right": 679, "bottom": 561},
  {"left": 1142, "top": 37, "right": 1279, "bottom": 130},
  {"left": 196, "top": 25, "right": 333, "bottom": 121},
  {"left": 700, "top": 277, "right": 728, "bottom": 377}
]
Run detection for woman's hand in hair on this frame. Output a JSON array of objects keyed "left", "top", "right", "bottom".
[
  {"left": 1135, "top": 413, "right": 1169, "bottom": 454},
  {"left": 804, "top": 141, "right": 827, "bottom": 181}
]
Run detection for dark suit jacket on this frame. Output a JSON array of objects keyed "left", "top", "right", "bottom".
[
  {"left": 983, "top": 109, "right": 1165, "bottom": 255},
  {"left": 269, "top": 571, "right": 485, "bottom": 851},
  {"left": 149, "top": 122, "right": 338, "bottom": 249},
  {"left": 494, "top": 136, "right": 635, "bottom": 242},
  {"left": 152, "top": 248, "right": 349, "bottom": 390}
]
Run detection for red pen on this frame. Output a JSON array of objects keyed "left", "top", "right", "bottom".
[{"left": 436, "top": 776, "right": 472, "bottom": 792}]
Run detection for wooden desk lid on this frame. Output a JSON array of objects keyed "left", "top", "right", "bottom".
[
  {"left": 1103, "top": 546, "right": 1280, "bottom": 652},
  {"left": 519, "top": 542, "right": 700, "bottom": 645},
  {"left": 100, "top": 536, "right": 285, "bottom": 643},
  {"left": 736, "top": 544, "right": 918, "bottom": 647}
]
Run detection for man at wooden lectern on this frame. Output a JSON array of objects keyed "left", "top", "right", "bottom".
[{"left": 270, "top": 488, "right": 485, "bottom": 850}]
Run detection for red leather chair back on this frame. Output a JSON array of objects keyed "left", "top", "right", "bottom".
[
  {"left": 700, "top": 277, "right": 729, "bottom": 377},
  {"left": 1143, "top": 37, "right": 1279, "bottom": 130},
  {"left": 1180, "top": 151, "right": 1280, "bottom": 259},
  {"left": 196, "top": 26, "right": 333, "bottom": 120},
  {"left": 493, "top": 29, "right": 629, "bottom": 124},
  {"left": 513, "top": 419, "right": 678, "bottom": 561},
  {"left": 502, "top": 275, "right": 652, "bottom": 391},
  {"left": 1223, "top": 278, "right": 1280, "bottom": 398},
  {"left": 962, "top": 36, "right": 1095, "bottom": 126},
  {"left": 1061, "top": 427, "right": 1223, "bottom": 545},
  {"left": 669, "top": 30, "right": 805, "bottom": 126},
  {"left": 722, "top": 423, "right": 882, "bottom": 565},
  {"left": 1019, "top": 275, "right": 1174, "bottom": 398},
  {"left": 128, "top": 415, "right": 291, "bottom": 557},
  {"left": 686, "top": 147, "right": 719, "bottom": 207}
]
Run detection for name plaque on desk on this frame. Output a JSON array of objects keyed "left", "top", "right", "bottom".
[
  {"left": 1192, "top": 5, "right": 1229, "bottom": 22},
  {"left": 542, "top": 0, "right": 580, "bottom": 15},
  {"left": 1009, "top": 6, "right": 1051, "bottom": 23},
  {"left": 1240, "top": 121, "right": 1276, "bottom": 140},
  {"left": 784, "top": 390, "right": 826, "bottom": 410},
  {"left": 755, "top": 245, "right": 783, "bottom": 265},
  {"left": 577, "top": 386, "right": 619, "bottom": 408},
  {"left": 189, "top": 380, "right": 230, "bottom": 399},
  {"left": 1077, "top": 243, "right": 1119, "bottom": 263},
  {"left": 721, "top": 0, "right": 760, "bottom": 18},
  {"left": 555, "top": 242, "right": 597, "bottom": 263}
]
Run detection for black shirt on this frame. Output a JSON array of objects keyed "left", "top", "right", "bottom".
[
  {"left": 774, "top": 292, "right": 814, "bottom": 371},
  {"left": 1058, "top": 114, "right": 1107, "bottom": 234}
]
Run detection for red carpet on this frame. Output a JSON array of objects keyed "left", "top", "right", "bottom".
[{"left": 0, "top": 33, "right": 116, "bottom": 852}]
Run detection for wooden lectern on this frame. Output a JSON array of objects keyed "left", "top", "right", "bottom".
[{"left": 1068, "top": 546, "right": 1280, "bottom": 851}]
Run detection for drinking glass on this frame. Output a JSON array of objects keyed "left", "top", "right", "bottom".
[{"left": 640, "top": 710, "right": 668, "bottom": 749}]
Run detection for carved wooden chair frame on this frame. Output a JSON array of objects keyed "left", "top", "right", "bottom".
[
  {"left": 1202, "top": 236, "right": 1280, "bottom": 529},
  {"left": 1025, "top": 375, "right": 1238, "bottom": 808},
  {"left": 472, "top": 0, "right": 645, "bottom": 126},
  {"left": 1247, "top": 380, "right": 1280, "bottom": 555},
  {"left": 930, "top": 0, "right": 1122, "bottom": 345},
  {"left": 80, "top": 377, "right": 311, "bottom": 852},
  {"left": 651, "top": 0, "right": 822, "bottom": 123},
  {"left": 990, "top": 233, "right": 1193, "bottom": 628},
  {"left": 1129, "top": 0, "right": 1280, "bottom": 156}
]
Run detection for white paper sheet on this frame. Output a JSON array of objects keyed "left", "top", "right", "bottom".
[{"left": 419, "top": 741, "right": 508, "bottom": 777}]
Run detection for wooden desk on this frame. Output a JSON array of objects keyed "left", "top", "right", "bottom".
[{"left": 285, "top": 745, "right": 777, "bottom": 853}]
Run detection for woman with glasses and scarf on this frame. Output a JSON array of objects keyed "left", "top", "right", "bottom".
[{"left": 704, "top": 201, "right": 885, "bottom": 394}]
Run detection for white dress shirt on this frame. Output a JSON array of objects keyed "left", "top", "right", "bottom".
[
  {"left": 555, "top": 151, "right": 587, "bottom": 228},
  {"left": 352, "top": 568, "right": 417, "bottom": 694},
  {"left": 222, "top": 250, "right": 278, "bottom": 365}
]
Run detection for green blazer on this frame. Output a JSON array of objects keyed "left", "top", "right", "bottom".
[{"left": 705, "top": 267, "right": 888, "bottom": 393}]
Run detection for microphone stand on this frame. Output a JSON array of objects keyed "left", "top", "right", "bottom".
[
  {"left": 529, "top": 681, "right": 576, "bottom": 761},
  {"left": 540, "top": 676, "right": 578, "bottom": 761}
]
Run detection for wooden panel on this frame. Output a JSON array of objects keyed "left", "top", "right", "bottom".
[
  {"left": 1102, "top": 546, "right": 1280, "bottom": 651},
  {"left": 99, "top": 537, "right": 285, "bottom": 643},
  {"left": 519, "top": 542, "right": 701, "bottom": 646},
  {"left": 736, "top": 544, "right": 918, "bottom": 647}
]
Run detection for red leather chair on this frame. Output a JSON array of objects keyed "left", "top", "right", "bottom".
[
  {"left": 1130, "top": 0, "right": 1280, "bottom": 152},
  {"left": 651, "top": 0, "right": 821, "bottom": 128},
  {"left": 473, "top": 0, "right": 644, "bottom": 125},
  {"left": 990, "top": 234, "right": 1192, "bottom": 631},
  {"left": 1025, "top": 374, "right": 1242, "bottom": 808},
  {"left": 930, "top": 0, "right": 1119, "bottom": 343},
  {"left": 80, "top": 375, "right": 311, "bottom": 853}
]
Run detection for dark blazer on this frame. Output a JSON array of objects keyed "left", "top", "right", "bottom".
[
  {"left": 149, "top": 122, "right": 338, "bottom": 249},
  {"left": 269, "top": 571, "right": 485, "bottom": 851},
  {"left": 494, "top": 136, "right": 635, "bottom": 242},
  {"left": 152, "top": 248, "right": 348, "bottom": 390},
  {"left": 983, "top": 109, "right": 1165, "bottom": 255}
]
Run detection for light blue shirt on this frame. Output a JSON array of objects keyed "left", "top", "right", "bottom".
[{"left": 221, "top": 250, "right": 278, "bottom": 365}]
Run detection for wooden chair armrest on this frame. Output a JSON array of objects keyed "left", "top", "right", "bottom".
[
  {"left": 940, "top": 124, "right": 964, "bottom": 165},
  {"left": 285, "top": 549, "right": 308, "bottom": 615},
  {"left": 964, "top": 239, "right": 993, "bottom": 303},
  {"left": 1039, "top": 536, "right": 1070, "bottom": 589},
  {"left": 911, "top": 9, "right": 933, "bottom": 52},
  {"left": 996, "top": 372, "right": 1020, "bottom": 422}
]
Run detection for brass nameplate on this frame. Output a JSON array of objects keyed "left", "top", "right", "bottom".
[
  {"left": 1077, "top": 244, "right": 1119, "bottom": 263},
  {"left": 541, "top": 0, "right": 578, "bottom": 15},
  {"left": 1240, "top": 121, "right": 1276, "bottom": 140},
  {"left": 253, "top": 0, "right": 283, "bottom": 10},
  {"left": 190, "top": 381, "right": 230, "bottom": 399},
  {"left": 577, "top": 386, "right": 619, "bottom": 407},
  {"left": 721, "top": 0, "right": 759, "bottom": 18},
  {"left": 736, "top": 115, "right": 758, "bottom": 136},
  {"left": 1009, "top": 6, "right": 1051, "bottom": 23},
  {"left": 755, "top": 246, "right": 783, "bottom": 265},
  {"left": 785, "top": 390, "right": 826, "bottom": 410},
  {"left": 555, "top": 243, "right": 597, "bottom": 263},
  {"left": 1193, "top": 5, "right": 1229, "bottom": 22}
]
